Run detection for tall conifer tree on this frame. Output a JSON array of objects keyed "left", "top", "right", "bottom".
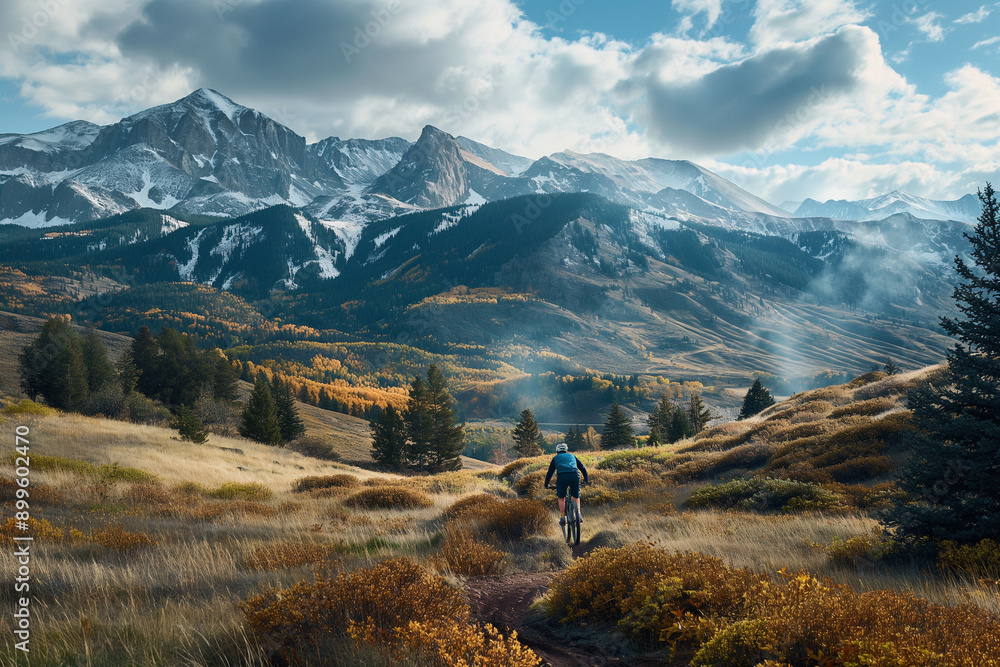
[{"left": 886, "top": 183, "right": 1000, "bottom": 544}]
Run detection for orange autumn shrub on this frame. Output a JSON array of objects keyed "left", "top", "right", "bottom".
[
  {"left": 92, "top": 523, "right": 156, "bottom": 550},
  {"left": 441, "top": 529, "right": 506, "bottom": 576},
  {"left": 342, "top": 486, "right": 433, "bottom": 510},
  {"left": 389, "top": 620, "right": 541, "bottom": 667},
  {"left": 546, "top": 543, "right": 1000, "bottom": 666},
  {"left": 242, "top": 557, "right": 537, "bottom": 665}
]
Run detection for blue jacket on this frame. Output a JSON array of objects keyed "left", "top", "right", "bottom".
[{"left": 544, "top": 452, "right": 589, "bottom": 486}]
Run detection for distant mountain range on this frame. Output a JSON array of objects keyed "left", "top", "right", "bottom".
[{"left": 0, "top": 88, "right": 982, "bottom": 233}]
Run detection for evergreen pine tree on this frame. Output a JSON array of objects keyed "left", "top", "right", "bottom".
[
  {"left": 667, "top": 408, "right": 694, "bottom": 442},
  {"left": 512, "top": 409, "right": 543, "bottom": 457},
  {"left": 883, "top": 358, "right": 900, "bottom": 376},
  {"left": 18, "top": 318, "right": 88, "bottom": 410},
  {"left": 116, "top": 350, "right": 139, "bottom": 395},
  {"left": 130, "top": 326, "right": 160, "bottom": 397},
  {"left": 738, "top": 379, "right": 775, "bottom": 420},
  {"left": 370, "top": 404, "right": 407, "bottom": 468},
  {"left": 649, "top": 394, "right": 689, "bottom": 443},
  {"left": 688, "top": 392, "right": 713, "bottom": 433},
  {"left": 239, "top": 374, "right": 282, "bottom": 445},
  {"left": 885, "top": 183, "right": 1000, "bottom": 545},
  {"left": 565, "top": 426, "right": 586, "bottom": 451},
  {"left": 602, "top": 403, "right": 634, "bottom": 449},
  {"left": 272, "top": 375, "right": 306, "bottom": 443},
  {"left": 426, "top": 364, "right": 465, "bottom": 471},
  {"left": 213, "top": 354, "right": 240, "bottom": 402},
  {"left": 403, "top": 376, "right": 435, "bottom": 469},
  {"left": 81, "top": 328, "right": 115, "bottom": 391},
  {"left": 171, "top": 405, "right": 208, "bottom": 444}
]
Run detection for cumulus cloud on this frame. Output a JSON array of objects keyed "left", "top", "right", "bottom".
[
  {"left": 911, "top": 12, "right": 945, "bottom": 42},
  {"left": 749, "top": 0, "right": 870, "bottom": 44},
  {"left": 629, "top": 27, "right": 870, "bottom": 154},
  {"left": 0, "top": 0, "right": 995, "bottom": 202}
]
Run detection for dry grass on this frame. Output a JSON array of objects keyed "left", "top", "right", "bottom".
[{"left": 2, "top": 365, "right": 996, "bottom": 665}]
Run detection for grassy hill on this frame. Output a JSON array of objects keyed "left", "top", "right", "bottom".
[{"left": 3, "top": 366, "right": 1000, "bottom": 665}]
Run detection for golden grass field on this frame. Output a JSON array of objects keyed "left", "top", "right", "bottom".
[{"left": 3, "top": 343, "right": 1000, "bottom": 665}]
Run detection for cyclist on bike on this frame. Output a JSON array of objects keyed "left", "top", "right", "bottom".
[{"left": 543, "top": 443, "right": 589, "bottom": 524}]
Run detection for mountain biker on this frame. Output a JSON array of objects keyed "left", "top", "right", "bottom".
[{"left": 543, "top": 443, "right": 589, "bottom": 524}]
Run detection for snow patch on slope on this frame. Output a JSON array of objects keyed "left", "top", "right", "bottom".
[{"left": 294, "top": 212, "right": 340, "bottom": 279}]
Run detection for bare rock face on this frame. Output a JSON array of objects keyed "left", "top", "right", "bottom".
[{"left": 367, "top": 125, "right": 470, "bottom": 209}]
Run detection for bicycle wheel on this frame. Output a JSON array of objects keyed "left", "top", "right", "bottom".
[{"left": 570, "top": 499, "right": 581, "bottom": 546}]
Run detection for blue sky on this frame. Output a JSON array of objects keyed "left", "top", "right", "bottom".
[{"left": 1, "top": 0, "right": 998, "bottom": 203}]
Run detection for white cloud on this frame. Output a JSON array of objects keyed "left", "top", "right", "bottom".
[
  {"left": 973, "top": 36, "right": 1000, "bottom": 50},
  {"left": 749, "top": 0, "right": 870, "bottom": 44},
  {"left": 955, "top": 5, "right": 992, "bottom": 24},
  {"left": 710, "top": 157, "right": 947, "bottom": 204},
  {"left": 911, "top": 12, "right": 945, "bottom": 42},
  {"left": 0, "top": 0, "right": 995, "bottom": 203},
  {"left": 671, "top": 0, "right": 724, "bottom": 34}
]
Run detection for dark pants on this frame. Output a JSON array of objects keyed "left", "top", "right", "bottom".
[{"left": 555, "top": 472, "right": 580, "bottom": 499}]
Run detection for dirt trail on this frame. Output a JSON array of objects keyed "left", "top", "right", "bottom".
[
  {"left": 463, "top": 571, "right": 631, "bottom": 666},
  {"left": 463, "top": 538, "right": 666, "bottom": 667}
]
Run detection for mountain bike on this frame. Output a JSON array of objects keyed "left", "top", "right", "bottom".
[{"left": 546, "top": 482, "right": 584, "bottom": 546}]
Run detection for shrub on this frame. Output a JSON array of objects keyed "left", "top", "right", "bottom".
[
  {"left": 17, "top": 455, "right": 159, "bottom": 484},
  {"left": 0, "top": 516, "right": 64, "bottom": 541},
  {"left": 546, "top": 543, "right": 1000, "bottom": 666},
  {"left": 597, "top": 450, "right": 655, "bottom": 472},
  {"left": 938, "top": 539, "right": 1000, "bottom": 579},
  {"left": 92, "top": 523, "right": 156, "bottom": 550},
  {"left": 826, "top": 532, "right": 897, "bottom": 567},
  {"left": 603, "top": 470, "right": 658, "bottom": 490},
  {"left": 0, "top": 476, "right": 62, "bottom": 506},
  {"left": 583, "top": 486, "right": 622, "bottom": 506},
  {"left": 82, "top": 384, "right": 127, "bottom": 419},
  {"left": 242, "top": 558, "right": 471, "bottom": 663},
  {"left": 343, "top": 486, "right": 434, "bottom": 510},
  {"left": 122, "top": 483, "right": 175, "bottom": 509},
  {"left": 124, "top": 393, "right": 171, "bottom": 425},
  {"left": 498, "top": 459, "right": 531, "bottom": 479},
  {"left": 207, "top": 482, "right": 273, "bottom": 501},
  {"left": 3, "top": 399, "right": 56, "bottom": 416},
  {"left": 846, "top": 371, "right": 888, "bottom": 387},
  {"left": 448, "top": 497, "right": 549, "bottom": 542},
  {"left": 829, "top": 397, "right": 895, "bottom": 418},
  {"left": 391, "top": 620, "right": 541, "bottom": 667},
  {"left": 288, "top": 435, "right": 342, "bottom": 461},
  {"left": 476, "top": 499, "right": 549, "bottom": 542},
  {"left": 546, "top": 543, "right": 765, "bottom": 637},
  {"left": 821, "top": 455, "right": 894, "bottom": 483},
  {"left": 445, "top": 493, "right": 503, "bottom": 520},
  {"left": 688, "top": 478, "right": 843, "bottom": 513},
  {"left": 512, "top": 470, "right": 547, "bottom": 498},
  {"left": 442, "top": 529, "right": 506, "bottom": 576},
  {"left": 243, "top": 542, "right": 340, "bottom": 571},
  {"left": 691, "top": 619, "right": 772, "bottom": 667},
  {"left": 293, "top": 474, "right": 359, "bottom": 493},
  {"left": 185, "top": 500, "right": 276, "bottom": 521}
]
